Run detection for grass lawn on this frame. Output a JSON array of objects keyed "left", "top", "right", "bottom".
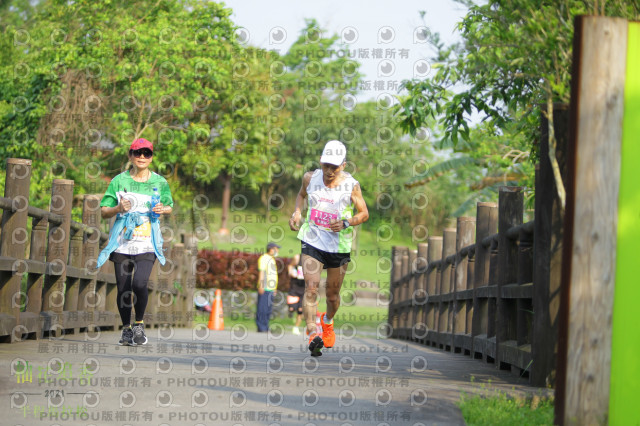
[
  {"left": 458, "top": 389, "right": 554, "bottom": 425},
  {"left": 191, "top": 206, "right": 417, "bottom": 289}
]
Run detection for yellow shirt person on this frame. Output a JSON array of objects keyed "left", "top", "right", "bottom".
[
  {"left": 258, "top": 251, "right": 278, "bottom": 292},
  {"left": 256, "top": 242, "right": 280, "bottom": 332}
]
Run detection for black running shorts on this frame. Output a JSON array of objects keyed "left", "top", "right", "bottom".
[{"left": 300, "top": 241, "right": 350, "bottom": 269}]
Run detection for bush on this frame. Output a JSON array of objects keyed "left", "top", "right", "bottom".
[{"left": 196, "top": 249, "right": 292, "bottom": 291}]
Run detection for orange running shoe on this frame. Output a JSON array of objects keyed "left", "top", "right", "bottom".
[
  {"left": 308, "top": 332, "right": 323, "bottom": 357},
  {"left": 320, "top": 312, "right": 335, "bottom": 348}
]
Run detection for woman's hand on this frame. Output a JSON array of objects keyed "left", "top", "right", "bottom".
[
  {"left": 152, "top": 202, "right": 164, "bottom": 215},
  {"left": 119, "top": 198, "right": 131, "bottom": 213}
]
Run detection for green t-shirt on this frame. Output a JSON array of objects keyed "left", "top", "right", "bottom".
[{"left": 100, "top": 171, "right": 173, "bottom": 255}]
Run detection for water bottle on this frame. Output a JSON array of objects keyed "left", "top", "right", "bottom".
[{"left": 150, "top": 187, "right": 161, "bottom": 220}]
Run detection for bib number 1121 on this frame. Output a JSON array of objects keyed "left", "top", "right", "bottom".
[{"left": 309, "top": 208, "right": 338, "bottom": 229}]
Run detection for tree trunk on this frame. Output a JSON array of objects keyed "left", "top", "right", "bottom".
[
  {"left": 218, "top": 171, "right": 231, "bottom": 235},
  {"left": 265, "top": 182, "right": 278, "bottom": 217}
]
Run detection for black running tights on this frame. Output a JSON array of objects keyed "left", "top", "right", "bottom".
[{"left": 113, "top": 255, "right": 156, "bottom": 325}]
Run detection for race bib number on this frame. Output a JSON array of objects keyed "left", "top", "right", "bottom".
[
  {"left": 309, "top": 208, "right": 338, "bottom": 229},
  {"left": 132, "top": 221, "right": 151, "bottom": 238}
]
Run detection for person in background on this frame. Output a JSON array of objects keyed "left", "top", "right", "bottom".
[
  {"left": 96, "top": 138, "right": 173, "bottom": 346},
  {"left": 287, "top": 254, "right": 305, "bottom": 335},
  {"left": 256, "top": 242, "right": 280, "bottom": 332}
]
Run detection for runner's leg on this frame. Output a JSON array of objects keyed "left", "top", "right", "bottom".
[
  {"left": 325, "top": 263, "right": 348, "bottom": 320},
  {"left": 301, "top": 254, "right": 323, "bottom": 335},
  {"left": 131, "top": 257, "right": 155, "bottom": 322},
  {"left": 114, "top": 260, "right": 135, "bottom": 325}
]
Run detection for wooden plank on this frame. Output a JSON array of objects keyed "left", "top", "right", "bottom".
[
  {"left": 475, "top": 285, "right": 498, "bottom": 299},
  {"left": 609, "top": 20, "right": 640, "bottom": 426},
  {"left": 557, "top": 16, "right": 627, "bottom": 426},
  {"left": 456, "top": 289, "right": 474, "bottom": 301},
  {"left": 501, "top": 283, "right": 533, "bottom": 299},
  {"left": 428, "top": 294, "right": 441, "bottom": 303},
  {"left": 0, "top": 256, "right": 19, "bottom": 271}
]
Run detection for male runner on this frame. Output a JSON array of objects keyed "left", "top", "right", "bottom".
[{"left": 289, "top": 140, "right": 369, "bottom": 356}]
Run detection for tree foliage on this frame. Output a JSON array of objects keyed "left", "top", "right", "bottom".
[
  {"left": 397, "top": 0, "right": 639, "bottom": 148},
  {"left": 394, "top": 0, "right": 639, "bottom": 211},
  {"left": 0, "top": 1, "right": 489, "bottom": 235}
]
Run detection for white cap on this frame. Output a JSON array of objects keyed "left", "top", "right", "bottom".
[{"left": 319, "top": 140, "right": 346, "bottom": 165}]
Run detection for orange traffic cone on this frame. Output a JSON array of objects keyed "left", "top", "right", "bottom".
[{"left": 207, "top": 289, "right": 224, "bottom": 330}]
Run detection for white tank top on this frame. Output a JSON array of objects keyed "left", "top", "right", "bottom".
[{"left": 297, "top": 169, "right": 358, "bottom": 253}]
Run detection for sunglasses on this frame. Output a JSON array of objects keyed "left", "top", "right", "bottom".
[{"left": 130, "top": 148, "right": 153, "bottom": 158}]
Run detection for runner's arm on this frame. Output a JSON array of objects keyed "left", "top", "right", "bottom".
[
  {"left": 347, "top": 184, "right": 369, "bottom": 227},
  {"left": 289, "top": 171, "right": 313, "bottom": 231}
]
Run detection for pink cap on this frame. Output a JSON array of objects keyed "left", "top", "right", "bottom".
[{"left": 130, "top": 138, "right": 153, "bottom": 151}]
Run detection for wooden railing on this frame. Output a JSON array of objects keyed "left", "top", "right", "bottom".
[
  {"left": 0, "top": 158, "right": 197, "bottom": 343},
  {"left": 389, "top": 186, "right": 558, "bottom": 384}
]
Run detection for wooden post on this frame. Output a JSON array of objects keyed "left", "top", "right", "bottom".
[
  {"left": 79, "top": 196, "right": 101, "bottom": 328},
  {"left": 42, "top": 179, "right": 74, "bottom": 335},
  {"left": 147, "top": 260, "right": 160, "bottom": 327},
  {"left": 412, "top": 242, "right": 428, "bottom": 341},
  {"left": 452, "top": 217, "right": 475, "bottom": 353},
  {"left": 26, "top": 213, "right": 48, "bottom": 325},
  {"left": 433, "top": 256, "right": 442, "bottom": 341},
  {"left": 63, "top": 222, "right": 84, "bottom": 333},
  {"left": 465, "top": 246, "right": 475, "bottom": 337},
  {"left": 517, "top": 226, "right": 534, "bottom": 350},
  {"left": 496, "top": 186, "right": 523, "bottom": 369},
  {"left": 472, "top": 202, "right": 498, "bottom": 360},
  {"left": 156, "top": 243, "right": 168, "bottom": 325},
  {"left": 390, "top": 246, "right": 403, "bottom": 335},
  {"left": 0, "top": 158, "right": 31, "bottom": 341},
  {"left": 425, "top": 236, "right": 442, "bottom": 346},
  {"left": 183, "top": 233, "right": 198, "bottom": 328},
  {"left": 95, "top": 234, "right": 109, "bottom": 318},
  {"left": 101, "top": 218, "right": 118, "bottom": 330},
  {"left": 399, "top": 248, "right": 410, "bottom": 339},
  {"left": 389, "top": 245, "right": 396, "bottom": 332},
  {"left": 556, "top": 16, "right": 628, "bottom": 425},
  {"left": 171, "top": 243, "right": 185, "bottom": 327},
  {"left": 531, "top": 105, "right": 569, "bottom": 387},
  {"left": 402, "top": 249, "right": 416, "bottom": 339},
  {"left": 438, "top": 228, "right": 456, "bottom": 350}
]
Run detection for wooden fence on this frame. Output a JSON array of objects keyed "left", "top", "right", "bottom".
[
  {"left": 389, "top": 188, "right": 542, "bottom": 377},
  {"left": 0, "top": 158, "right": 197, "bottom": 343},
  {"left": 388, "top": 103, "right": 568, "bottom": 387}
]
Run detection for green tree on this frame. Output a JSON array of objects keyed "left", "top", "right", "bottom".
[
  {"left": 183, "top": 46, "right": 280, "bottom": 233},
  {"left": 1, "top": 0, "right": 239, "bottom": 221},
  {"left": 395, "top": 0, "right": 640, "bottom": 209}
]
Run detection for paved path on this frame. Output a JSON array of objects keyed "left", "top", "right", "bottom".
[{"left": 0, "top": 327, "right": 547, "bottom": 426}]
